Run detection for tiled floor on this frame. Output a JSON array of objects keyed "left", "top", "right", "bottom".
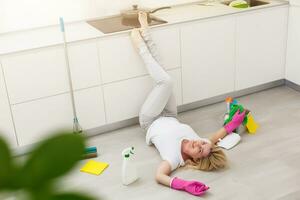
[{"left": 62, "top": 86, "right": 300, "bottom": 200}]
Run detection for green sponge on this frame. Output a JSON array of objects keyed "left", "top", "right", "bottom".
[{"left": 229, "top": 0, "right": 249, "bottom": 8}]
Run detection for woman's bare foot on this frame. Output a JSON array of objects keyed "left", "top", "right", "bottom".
[
  {"left": 138, "top": 11, "right": 149, "bottom": 29},
  {"left": 130, "top": 28, "right": 145, "bottom": 49}
]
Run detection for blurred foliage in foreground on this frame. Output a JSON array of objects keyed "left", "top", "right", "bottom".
[{"left": 0, "top": 131, "right": 97, "bottom": 200}]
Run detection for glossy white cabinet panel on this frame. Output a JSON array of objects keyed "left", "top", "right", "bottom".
[
  {"left": 103, "top": 68, "right": 182, "bottom": 123},
  {"left": 98, "top": 33, "right": 145, "bottom": 84},
  {"left": 150, "top": 26, "right": 181, "bottom": 70},
  {"left": 286, "top": 6, "right": 300, "bottom": 85},
  {"left": 98, "top": 27, "right": 180, "bottom": 84},
  {"left": 2, "top": 40, "right": 102, "bottom": 104},
  {"left": 2, "top": 46, "right": 68, "bottom": 104},
  {"left": 12, "top": 93, "right": 73, "bottom": 146},
  {"left": 0, "top": 63, "right": 17, "bottom": 147},
  {"left": 289, "top": 0, "right": 300, "bottom": 6},
  {"left": 181, "top": 17, "right": 235, "bottom": 104},
  {"left": 74, "top": 87, "right": 106, "bottom": 130},
  {"left": 68, "top": 40, "right": 102, "bottom": 89},
  {"left": 11, "top": 86, "right": 106, "bottom": 146},
  {"left": 167, "top": 68, "right": 183, "bottom": 106},
  {"left": 235, "top": 7, "right": 288, "bottom": 90}
]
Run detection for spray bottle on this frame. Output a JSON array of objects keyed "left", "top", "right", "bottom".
[
  {"left": 225, "top": 97, "right": 233, "bottom": 122},
  {"left": 122, "top": 147, "right": 138, "bottom": 185}
]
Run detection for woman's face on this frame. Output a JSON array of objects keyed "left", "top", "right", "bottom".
[{"left": 186, "top": 140, "right": 212, "bottom": 160}]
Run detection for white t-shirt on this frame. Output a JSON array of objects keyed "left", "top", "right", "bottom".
[{"left": 146, "top": 116, "right": 210, "bottom": 171}]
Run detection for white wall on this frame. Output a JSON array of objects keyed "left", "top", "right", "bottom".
[{"left": 0, "top": 0, "right": 197, "bottom": 34}]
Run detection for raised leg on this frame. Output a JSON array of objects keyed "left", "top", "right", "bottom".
[
  {"left": 131, "top": 28, "right": 174, "bottom": 131},
  {"left": 138, "top": 12, "right": 178, "bottom": 118}
]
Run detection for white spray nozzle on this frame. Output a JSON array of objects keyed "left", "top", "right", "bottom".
[{"left": 122, "top": 147, "right": 135, "bottom": 158}]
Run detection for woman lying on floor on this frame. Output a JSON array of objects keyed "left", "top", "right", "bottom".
[{"left": 131, "top": 11, "right": 246, "bottom": 196}]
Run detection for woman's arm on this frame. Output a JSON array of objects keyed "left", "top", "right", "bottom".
[
  {"left": 209, "top": 127, "right": 228, "bottom": 145},
  {"left": 155, "top": 161, "right": 172, "bottom": 186},
  {"left": 156, "top": 161, "right": 209, "bottom": 196},
  {"left": 210, "top": 110, "right": 246, "bottom": 144}
]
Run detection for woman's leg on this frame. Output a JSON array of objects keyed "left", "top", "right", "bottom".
[
  {"left": 138, "top": 12, "right": 177, "bottom": 118},
  {"left": 131, "top": 29, "right": 173, "bottom": 131}
]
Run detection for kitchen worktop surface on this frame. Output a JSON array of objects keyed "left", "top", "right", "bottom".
[{"left": 0, "top": 0, "right": 288, "bottom": 56}]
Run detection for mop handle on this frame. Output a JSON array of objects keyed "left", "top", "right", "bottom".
[{"left": 59, "top": 17, "right": 78, "bottom": 120}]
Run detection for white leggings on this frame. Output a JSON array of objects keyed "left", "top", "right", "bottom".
[{"left": 137, "top": 29, "right": 177, "bottom": 131}]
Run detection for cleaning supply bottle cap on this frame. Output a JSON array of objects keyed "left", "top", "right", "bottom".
[{"left": 225, "top": 97, "right": 233, "bottom": 103}]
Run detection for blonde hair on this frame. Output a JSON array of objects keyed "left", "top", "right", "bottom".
[{"left": 185, "top": 146, "right": 227, "bottom": 171}]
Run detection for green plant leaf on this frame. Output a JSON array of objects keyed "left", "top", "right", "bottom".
[
  {"left": 49, "top": 193, "right": 96, "bottom": 200},
  {"left": 0, "top": 136, "right": 14, "bottom": 189},
  {"left": 18, "top": 132, "right": 85, "bottom": 189}
]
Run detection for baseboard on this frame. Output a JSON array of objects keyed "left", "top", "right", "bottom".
[
  {"left": 12, "top": 79, "right": 291, "bottom": 156},
  {"left": 178, "top": 79, "right": 285, "bottom": 113},
  {"left": 85, "top": 79, "right": 286, "bottom": 137},
  {"left": 86, "top": 117, "right": 139, "bottom": 137},
  {"left": 285, "top": 79, "right": 300, "bottom": 92}
]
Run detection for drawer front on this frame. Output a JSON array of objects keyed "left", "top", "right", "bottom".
[
  {"left": 98, "top": 26, "right": 181, "bottom": 84},
  {"left": 68, "top": 40, "right": 102, "bottom": 89},
  {"left": 2, "top": 40, "right": 102, "bottom": 104},
  {"left": 2, "top": 46, "right": 68, "bottom": 104}
]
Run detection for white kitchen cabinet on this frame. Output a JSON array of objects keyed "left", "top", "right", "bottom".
[
  {"left": 11, "top": 86, "right": 106, "bottom": 146},
  {"left": 181, "top": 17, "right": 236, "bottom": 104},
  {"left": 103, "top": 68, "right": 182, "bottom": 123},
  {"left": 235, "top": 7, "right": 288, "bottom": 90},
  {"left": 150, "top": 26, "right": 181, "bottom": 71},
  {"left": 98, "top": 26, "right": 181, "bottom": 84},
  {"left": 67, "top": 39, "right": 102, "bottom": 89},
  {"left": 11, "top": 93, "right": 73, "bottom": 146},
  {"left": 0, "top": 63, "right": 18, "bottom": 147},
  {"left": 2, "top": 40, "right": 101, "bottom": 104},
  {"left": 2, "top": 46, "right": 67, "bottom": 104},
  {"left": 289, "top": 0, "right": 300, "bottom": 6},
  {"left": 286, "top": 6, "right": 300, "bottom": 85},
  {"left": 74, "top": 87, "right": 106, "bottom": 130}
]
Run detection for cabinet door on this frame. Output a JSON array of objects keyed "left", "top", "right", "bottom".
[
  {"left": 2, "top": 40, "right": 101, "bottom": 104},
  {"left": 98, "top": 26, "right": 180, "bottom": 84},
  {"left": 2, "top": 46, "right": 68, "bottom": 104},
  {"left": 103, "top": 68, "right": 182, "bottom": 123},
  {"left": 74, "top": 87, "right": 106, "bottom": 130},
  {"left": 0, "top": 63, "right": 17, "bottom": 147},
  {"left": 181, "top": 17, "right": 235, "bottom": 104},
  {"left": 68, "top": 40, "right": 102, "bottom": 89},
  {"left": 286, "top": 6, "right": 300, "bottom": 85},
  {"left": 11, "top": 86, "right": 106, "bottom": 146},
  {"left": 11, "top": 93, "right": 73, "bottom": 146},
  {"left": 235, "top": 7, "right": 288, "bottom": 90}
]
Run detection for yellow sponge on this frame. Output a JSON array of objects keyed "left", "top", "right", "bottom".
[{"left": 80, "top": 160, "right": 109, "bottom": 175}]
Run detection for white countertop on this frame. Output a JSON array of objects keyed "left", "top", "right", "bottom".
[{"left": 0, "top": 0, "right": 289, "bottom": 56}]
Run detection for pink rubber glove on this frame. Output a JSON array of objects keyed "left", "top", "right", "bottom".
[
  {"left": 224, "top": 110, "right": 246, "bottom": 134},
  {"left": 170, "top": 177, "right": 209, "bottom": 196}
]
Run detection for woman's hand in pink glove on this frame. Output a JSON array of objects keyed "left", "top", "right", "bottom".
[
  {"left": 170, "top": 177, "right": 209, "bottom": 196},
  {"left": 224, "top": 110, "right": 246, "bottom": 134}
]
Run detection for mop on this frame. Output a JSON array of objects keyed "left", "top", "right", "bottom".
[{"left": 59, "top": 17, "right": 82, "bottom": 134}]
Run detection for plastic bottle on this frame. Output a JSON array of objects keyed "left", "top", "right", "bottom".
[{"left": 122, "top": 147, "right": 138, "bottom": 185}]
